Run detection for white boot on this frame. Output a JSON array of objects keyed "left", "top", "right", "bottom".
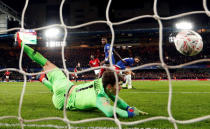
[
  {"left": 122, "top": 84, "right": 127, "bottom": 88},
  {"left": 128, "top": 85, "right": 132, "bottom": 89}
]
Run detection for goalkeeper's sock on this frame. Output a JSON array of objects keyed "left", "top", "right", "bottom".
[
  {"left": 21, "top": 42, "right": 47, "bottom": 66},
  {"left": 42, "top": 78, "right": 53, "bottom": 92}
]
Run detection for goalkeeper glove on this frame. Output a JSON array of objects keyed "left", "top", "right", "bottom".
[
  {"left": 127, "top": 106, "right": 139, "bottom": 117},
  {"left": 126, "top": 106, "right": 148, "bottom": 117}
]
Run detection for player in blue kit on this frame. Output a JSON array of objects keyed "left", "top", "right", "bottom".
[
  {"left": 114, "top": 57, "right": 140, "bottom": 70},
  {"left": 114, "top": 57, "right": 140, "bottom": 89},
  {"left": 99, "top": 36, "right": 125, "bottom": 77},
  {"left": 102, "top": 36, "right": 116, "bottom": 64}
]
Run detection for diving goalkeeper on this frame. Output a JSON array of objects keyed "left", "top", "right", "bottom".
[{"left": 16, "top": 31, "right": 148, "bottom": 118}]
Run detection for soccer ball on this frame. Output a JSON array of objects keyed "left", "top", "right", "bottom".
[{"left": 174, "top": 30, "right": 203, "bottom": 56}]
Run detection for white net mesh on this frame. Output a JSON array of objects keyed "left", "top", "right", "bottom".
[{"left": 0, "top": 0, "right": 210, "bottom": 129}]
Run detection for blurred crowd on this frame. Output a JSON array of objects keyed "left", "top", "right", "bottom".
[
  {"left": 1, "top": 44, "right": 209, "bottom": 68},
  {"left": 0, "top": 43, "right": 210, "bottom": 81},
  {"left": 0, "top": 69, "right": 210, "bottom": 82},
  {"left": 135, "top": 70, "right": 210, "bottom": 79}
]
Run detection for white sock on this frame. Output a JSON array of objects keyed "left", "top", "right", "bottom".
[
  {"left": 125, "top": 74, "right": 129, "bottom": 85},
  {"left": 127, "top": 75, "right": 132, "bottom": 88}
]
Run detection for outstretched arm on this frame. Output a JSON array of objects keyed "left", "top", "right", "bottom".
[
  {"left": 109, "top": 94, "right": 148, "bottom": 116},
  {"left": 113, "top": 50, "right": 126, "bottom": 64},
  {"left": 109, "top": 94, "right": 129, "bottom": 110},
  {"left": 96, "top": 95, "right": 129, "bottom": 118}
]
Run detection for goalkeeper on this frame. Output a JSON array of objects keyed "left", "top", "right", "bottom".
[{"left": 16, "top": 32, "right": 148, "bottom": 118}]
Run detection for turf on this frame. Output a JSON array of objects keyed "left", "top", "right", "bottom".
[{"left": 0, "top": 80, "right": 210, "bottom": 129}]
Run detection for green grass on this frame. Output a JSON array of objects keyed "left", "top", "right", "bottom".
[{"left": 1, "top": 80, "right": 210, "bottom": 129}]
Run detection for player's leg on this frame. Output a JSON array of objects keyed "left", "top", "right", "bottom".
[
  {"left": 22, "top": 44, "right": 56, "bottom": 91},
  {"left": 40, "top": 61, "right": 75, "bottom": 109},
  {"left": 17, "top": 32, "right": 75, "bottom": 110},
  {"left": 17, "top": 37, "right": 56, "bottom": 86},
  {"left": 38, "top": 56, "right": 74, "bottom": 109},
  {"left": 127, "top": 74, "right": 132, "bottom": 89},
  {"left": 17, "top": 33, "right": 48, "bottom": 67},
  {"left": 126, "top": 69, "right": 132, "bottom": 89},
  {"left": 122, "top": 74, "right": 128, "bottom": 88},
  {"left": 98, "top": 68, "right": 106, "bottom": 78},
  {"left": 94, "top": 69, "right": 100, "bottom": 78},
  {"left": 37, "top": 73, "right": 53, "bottom": 92},
  {"left": 17, "top": 42, "right": 48, "bottom": 67},
  {"left": 75, "top": 74, "right": 78, "bottom": 82},
  {"left": 42, "top": 62, "right": 76, "bottom": 110},
  {"left": 5, "top": 76, "right": 9, "bottom": 82},
  {"left": 17, "top": 33, "right": 59, "bottom": 77},
  {"left": 17, "top": 34, "right": 61, "bottom": 90}
]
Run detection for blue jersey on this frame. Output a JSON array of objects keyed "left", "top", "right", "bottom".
[
  {"left": 104, "top": 43, "right": 115, "bottom": 64},
  {"left": 116, "top": 58, "right": 134, "bottom": 70}
]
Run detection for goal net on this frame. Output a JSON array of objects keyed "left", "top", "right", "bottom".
[{"left": 0, "top": 0, "right": 210, "bottom": 129}]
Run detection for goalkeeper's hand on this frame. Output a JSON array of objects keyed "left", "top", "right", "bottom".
[{"left": 127, "top": 106, "right": 148, "bottom": 117}]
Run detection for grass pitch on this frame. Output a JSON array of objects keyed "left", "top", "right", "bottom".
[{"left": 0, "top": 80, "right": 210, "bottom": 129}]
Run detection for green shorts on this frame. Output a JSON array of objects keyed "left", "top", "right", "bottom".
[{"left": 47, "top": 68, "right": 74, "bottom": 110}]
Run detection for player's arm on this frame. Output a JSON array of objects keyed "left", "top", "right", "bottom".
[
  {"left": 100, "top": 60, "right": 105, "bottom": 65},
  {"left": 109, "top": 94, "right": 148, "bottom": 115},
  {"left": 113, "top": 50, "right": 126, "bottom": 64},
  {"left": 131, "top": 71, "right": 135, "bottom": 76},
  {"left": 96, "top": 94, "right": 129, "bottom": 117},
  {"left": 109, "top": 94, "right": 129, "bottom": 110}
]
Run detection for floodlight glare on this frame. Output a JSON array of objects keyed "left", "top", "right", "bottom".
[
  {"left": 175, "top": 21, "right": 193, "bottom": 30},
  {"left": 45, "top": 28, "right": 60, "bottom": 38}
]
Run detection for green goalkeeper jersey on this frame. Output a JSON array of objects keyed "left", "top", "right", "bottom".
[
  {"left": 66, "top": 79, "right": 130, "bottom": 117},
  {"left": 46, "top": 68, "right": 130, "bottom": 117}
]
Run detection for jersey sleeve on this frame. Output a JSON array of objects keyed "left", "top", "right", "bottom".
[
  {"left": 96, "top": 94, "right": 128, "bottom": 118},
  {"left": 109, "top": 94, "right": 129, "bottom": 110}
]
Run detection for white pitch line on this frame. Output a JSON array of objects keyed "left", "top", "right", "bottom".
[
  {"left": 0, "top": 91, "right": 50, "bottom": 94},
  {"left": 0, "top": 123, "right": 67, "bottom": 129},
  {"left": 0, "top": 123, "right": 119, "bottom": 129},
  {"left": 123, "top": 91, "right": 210, "bottom": 94},
  {"left": 1, "top": 91, "right": 210, "bottom": 94}
]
